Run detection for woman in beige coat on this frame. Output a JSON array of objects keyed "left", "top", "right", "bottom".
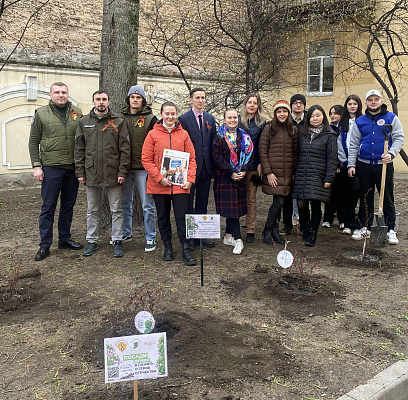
[{"left": 258, "top": 100, "right": 298, "bottom": 244}]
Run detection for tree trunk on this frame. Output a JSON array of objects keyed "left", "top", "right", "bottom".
[
  {"left": 100, "top": 0, "right": 140, "bottom": 112},
  {"left": 98, "top": 0, "right": 142, "bottom": 230}
]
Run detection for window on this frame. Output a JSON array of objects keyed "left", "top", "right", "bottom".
[{"left": 307, "top": 40, "right": 334, "bottom": 95}]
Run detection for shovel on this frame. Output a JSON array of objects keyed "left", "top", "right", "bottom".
[{"left": 371, "top": 124, "right": 391, "bottom": 247}]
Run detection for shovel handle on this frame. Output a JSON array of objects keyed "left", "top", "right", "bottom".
[{"left": 378, "top": 127, "right": 390, "bottom": 217}]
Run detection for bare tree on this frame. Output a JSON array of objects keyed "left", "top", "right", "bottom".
[
  {"left": 0, "top": 0, "right": 51, "bottom": 72},
  {"left": 139, "top": 0, "right": 299, "bottom": 113},
  {"left": 335, "top": 0, "right": 408, "bottom": 115}
]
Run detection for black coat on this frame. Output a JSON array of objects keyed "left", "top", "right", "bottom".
[{"left": 292, "top": 129, "right": 338, "bottom": 203}]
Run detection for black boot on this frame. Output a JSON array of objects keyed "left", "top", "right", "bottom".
[
  {"left": 262, "top": 225, "right": 273, "bottom": 245},
  {"left": 305, "top": 228, "right": 317, "bottom": 247},
  {"left": 271, "top": 223, "right": 285, "bottom": 245},
  {"left": 162, "top": 240, "right": 173, "bottom": 261},
  {"left": 302, "top": 223, "right": 311, "bottom": 240},
  {"left": 182, "top": 242, "right": 197, "bottom": 266}
]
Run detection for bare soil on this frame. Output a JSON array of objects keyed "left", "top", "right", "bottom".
[{"left": 1, "top": 177, "right": 408, "bottom": 400}]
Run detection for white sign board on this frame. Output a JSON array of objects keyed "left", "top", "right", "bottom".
[
  {"left": 186, "top": 214, "right": 221, "bottom": 239},
  {"left": 104, "top": 332, "right": 167, "bottom": 383}
]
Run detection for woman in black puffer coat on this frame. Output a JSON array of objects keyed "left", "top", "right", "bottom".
[{"left": 292, "top": 105, "right": 338, "bottom": 246}]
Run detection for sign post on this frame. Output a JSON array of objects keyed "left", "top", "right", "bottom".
[
  {"left": 186, "top": 214, "right": 220, "bottom": 286},
  {"left": 133, "top": 380, "right": 138, "bottom": 400}
]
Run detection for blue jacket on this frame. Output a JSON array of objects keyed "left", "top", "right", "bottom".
[{"left": 348, "top": 105, "right": 405, "bottom": 167}]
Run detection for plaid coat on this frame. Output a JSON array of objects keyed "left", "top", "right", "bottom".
[{"left": 212, "top": 132, "right": 254, "bottom": 218}]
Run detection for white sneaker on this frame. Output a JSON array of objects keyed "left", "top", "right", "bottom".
[
  {"left": 233, "top": 240, "right": 244, "bottom": 254},
  {"left": 352, "top": 228, "right": 371, "bottom": 240},
  {"left": 145, "top": 239, "right": 156, "bottom": 252},
  {"left": 339, "top": 223, "right": 345, "bottom": 230},
  {"left": 387, "top": 230, "right": 399, "bottom": 245},
  {"left": 223, "top": 236, "right": 236, "bottom": 246},
  {"left": 342, "top": 227, "right": 352, "bottom": 235},
  {"left": 322, "top": 222, "right": 331, "bottom": 228}
]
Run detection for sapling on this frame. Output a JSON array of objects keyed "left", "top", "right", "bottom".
[
  {"left": 356, "top": 188, "right": 374, "bottom": 258},
  {"left": 124, "top": 275, "right": 163, "bottom": 317}
]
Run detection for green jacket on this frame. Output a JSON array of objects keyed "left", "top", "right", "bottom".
[
  {"left": 74, "top": 108, "right": 131, "bottom": 187},
  {"left": 28, "top": 101, "right": 83, "bottom": 167},
  {"left": 121, "top": 105, "right": 157, "bottom": 169}
]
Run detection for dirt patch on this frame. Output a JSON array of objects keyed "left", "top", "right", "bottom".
[{"left": 1, "top": 179, "right": 408, "bottom": 399}]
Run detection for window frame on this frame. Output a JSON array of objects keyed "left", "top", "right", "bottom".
[{"left": 306, "top": 40, "right": 334, "bottom": 96}]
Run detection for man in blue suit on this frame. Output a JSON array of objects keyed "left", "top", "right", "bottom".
[{"left": 178, "top": 88, "right": 217, "bottom": 249}]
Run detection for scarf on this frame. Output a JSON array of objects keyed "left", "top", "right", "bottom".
[
  {"left": 308, "top": 125, "right": 324, "bottom": 140},
  {"left": 218, "top": 125, "right": 253, "bottom": 172}
]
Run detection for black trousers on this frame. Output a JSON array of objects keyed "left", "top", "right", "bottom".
[
  {"left": 188, "top": 167, "right": 212, "bottom": 214},
  {"left": 153, "top": 193, "right": 190, "bottom": 243},
  {"left": 40, "top": 166, "right": 79, "bottom": 248},
  {"left": 298, "top": 199, "right": 322, "bottom": 231},
  {"left": 226, "top": 217, "right": 242, "bottom": 240},
  {"left": 282, "top": 194, "right": 294, "bottom": 228},
  {"left": 267, "top": 195, "right": 286, "bottom": 227},
  {"left": 323, "top": 168, "right": 356, "bottom": 229},
  {"left": 356, "top": 160, "right": 395, "bottom": 230}
]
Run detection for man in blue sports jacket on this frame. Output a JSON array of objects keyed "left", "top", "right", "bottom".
[
  {"left": 178, "top": 88, "right": 217, "bottom": 249},
  {"left": 348, "top": 89, "right": 404, "bottom": 244}
]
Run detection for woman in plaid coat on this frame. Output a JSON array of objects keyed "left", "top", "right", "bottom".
[{"left": 213, "top": 109, "right": 254, "bottom": 255}]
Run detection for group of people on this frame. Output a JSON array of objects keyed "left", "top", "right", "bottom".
[{"left": 28, "top": 82, "right": 404, "bottom": 265}]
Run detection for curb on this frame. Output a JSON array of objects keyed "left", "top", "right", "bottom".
[{"left": 337, "top": 360, "right": 408, "bottom": 400}]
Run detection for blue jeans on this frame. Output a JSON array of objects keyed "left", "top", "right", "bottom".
[
  {"left": 39, "top": 166, "right": 79, "bottom": 248},
  {"left": 121, "top": 169, "right": 156, "bottom": 240}
]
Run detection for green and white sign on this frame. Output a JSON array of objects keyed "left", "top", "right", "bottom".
[
  {"left": 186, "top": 214, "right": 220, "bottom": 239},
  {"left": 104, "top": 332, "right": 167, "bottom": 383}
]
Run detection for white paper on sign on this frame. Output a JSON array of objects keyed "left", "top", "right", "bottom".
[{"left": 277, "top": 250, "right": 293, "bottom": 269}]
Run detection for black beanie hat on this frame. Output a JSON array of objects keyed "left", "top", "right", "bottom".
[{"left": 290, "top": 94, "right": 306, "bottom": 107}]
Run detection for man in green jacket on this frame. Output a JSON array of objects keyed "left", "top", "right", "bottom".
[
  {"left": 75, "top": 90, "right": 131, "bottom": 257},
  {"left": 28, "top": 82, "right": 84, "bottom": 261},
  {"left": 120, "top": 85, "right": 157, "bottom": 251}
]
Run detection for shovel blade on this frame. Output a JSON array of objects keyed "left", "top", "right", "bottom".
[{"left": 371, "top": 224, "right": 387, "bottom": 247}]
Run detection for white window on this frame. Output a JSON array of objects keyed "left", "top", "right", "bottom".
[{"left": 307, "top": 40, "right": 334, "bottom": 95}]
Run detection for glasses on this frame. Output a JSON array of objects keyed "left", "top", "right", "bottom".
[{"left": 292, "top": 101, "right": 304, "bottom": 106}]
